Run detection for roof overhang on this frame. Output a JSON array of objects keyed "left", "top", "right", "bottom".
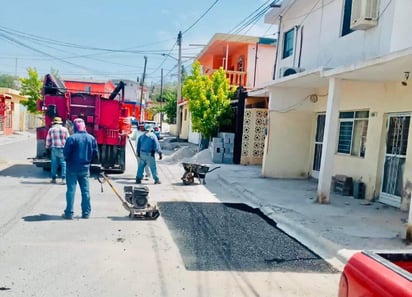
[
  {"left": 248, "top": 87, "right": 269, "bottom": 97},
  {"left": 264, "top": 0, "right": 294, "bottom": 25},
  {"left": 249, "top": 46, "right": 412, "bottom": 95},
  {"left": 324, "top": 47, "right": 412, "bottom": 82},
  {"left": 264, "top": 67, "right": 330, "bottom": 89},
  {"left": 196, "top": 33, "right": 268, "bottom": 60}
]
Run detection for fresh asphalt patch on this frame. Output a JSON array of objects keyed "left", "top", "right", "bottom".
[{"left": 159, "top": 202, "right": 338, "bottom": 273}]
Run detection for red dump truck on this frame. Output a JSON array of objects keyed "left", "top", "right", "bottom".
[
  {"left": 32, "top": 74, "right": 131, "bottom": 173},
  {"left": 338, "top": 250, "right": 412, "bottom": 297}
]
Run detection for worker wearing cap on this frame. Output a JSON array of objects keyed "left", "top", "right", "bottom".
[
  {"left": 135, "top": 124, "right": 162, "bottom": 184},
  {"left": 63, "top": 118, "right": 99, "bottom": 219},
  {"left": 128, "top": 126, "right": 152, "bottom": 180},
  {"left": 45, "top": 116, "right": 70, "bottom": 184}
]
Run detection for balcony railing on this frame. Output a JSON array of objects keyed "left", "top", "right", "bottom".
[{"left": 207, "top": 69, "right": 248, "bottom": 88}]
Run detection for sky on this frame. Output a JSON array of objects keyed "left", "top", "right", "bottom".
[{"left": 0, "top": 0, "right": 278, "bottom": 86}]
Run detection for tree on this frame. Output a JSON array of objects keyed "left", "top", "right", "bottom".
[
  {"left": 19, "top": 67, "right": 43, "bottom": 114},
  {"left": 182, "top": 61, "right": 235, "bottom": 140},
  {"left": 0, "top": 74, "right": 19, "bottom": 89},
  {"left": 159, "top": 88, "right": 177, "bottom": 123}
]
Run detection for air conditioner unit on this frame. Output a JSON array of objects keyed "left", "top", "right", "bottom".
[
  {"left": 350, "top": 0, "right": 379, "bottom": 30},
  {"left": 279, "top": 67, "right": 304, "bottom": 78}
]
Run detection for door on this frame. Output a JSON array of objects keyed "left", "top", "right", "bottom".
[
  {"left": 312, "top": 114, "right": 325, "bottom": 178},
  {"left": 380, "top": 114, "right": 411, "bottom": 208}
]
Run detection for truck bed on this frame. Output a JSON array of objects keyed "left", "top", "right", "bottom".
[{"left": 373, "top": 251, "right": 412, "bottom": 274}]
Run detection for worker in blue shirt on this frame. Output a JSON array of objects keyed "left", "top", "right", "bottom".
[
  {"left": 136, "top": 124, "right": 162, "bottom": 184},
  {"left": 63, "top": 118, "right": 98, "bottom": 219}
]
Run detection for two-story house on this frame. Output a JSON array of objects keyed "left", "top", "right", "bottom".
[
  {"left": 112, "top": 79, "right": 150, "bottom": 122},
  {"left": 183, "top": 33, "right": 276, "bottom": 163},
  {"left": 259, "top": 0, "right": 412, "bottom": 235}
]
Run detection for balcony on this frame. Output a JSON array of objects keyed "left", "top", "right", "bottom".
[{"left": 207, "top": 69, "right": 248, "bottom": 88}]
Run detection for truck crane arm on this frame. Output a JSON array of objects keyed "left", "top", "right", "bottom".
[{"left": 109, "top": 81, "right": 125, "bottom": 101}]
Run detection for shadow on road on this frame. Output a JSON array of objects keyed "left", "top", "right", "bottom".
[
  {"left": 22, "top": 214, "right": 64, "bottom": 221},
  {"left": 0, "top": 164, "right": 47, "bottom": 178}
]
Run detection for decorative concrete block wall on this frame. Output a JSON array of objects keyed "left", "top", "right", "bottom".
[{"left": 241, "top": 108, "right": 267, "bottom": 165}]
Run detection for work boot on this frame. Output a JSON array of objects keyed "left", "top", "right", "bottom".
[
  {"left": 61, "top": 213, "right": 73, "bottom": 220},
  {"left": 135, "top": 179, "right": 142, "bottom": 184},
  {"left": 50, "top": 179, "right": 56, "bottom": 184},
  {"left": 154, "top": 180, "right": 161, "bottom": 184}
]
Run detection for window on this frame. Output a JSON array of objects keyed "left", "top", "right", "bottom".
[
  {"left": 341, "top": 0, "right": 353, "bottom": 36},
  {"left": 282, "top": 29, "right": 294, "bottom": 58},
  {"left": 337, "top": 111, "right": 369, "bottom": 157},
  {"left": 85, "top": 86, "right": 91, "bottom": 93}
]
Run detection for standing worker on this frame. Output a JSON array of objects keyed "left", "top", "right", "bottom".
[
  {"left": 62, "top": 118, "right": 99, "bottom": 220},
  {"left": 135, "top": 124, "right": 162, "bottom": 184},
  {"left": 129, "top": 126, "right": 151, "bottom": 180},
  {"left": 45, "top": 116, "right": 69, "bottom": 185}
]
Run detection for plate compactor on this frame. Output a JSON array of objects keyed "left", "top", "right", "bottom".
[{"left": 98, "top": 173, "right": 160, "bottom": 220}]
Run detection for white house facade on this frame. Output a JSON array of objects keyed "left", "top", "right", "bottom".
[{"left": 259, "top": 0, "right": 412, "bottom": 239}]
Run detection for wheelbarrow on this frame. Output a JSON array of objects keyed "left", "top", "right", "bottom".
[{"left": 181, "top": 162, "right": 220, "bottom": 185}]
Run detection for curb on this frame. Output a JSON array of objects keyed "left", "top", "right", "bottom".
[{"left": 261, "top": 206, "right": 353, "bottom": 271}]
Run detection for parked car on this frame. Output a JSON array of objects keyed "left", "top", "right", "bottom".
[{"left": 138, "top": 121, "right": 161, "bottom": 139}]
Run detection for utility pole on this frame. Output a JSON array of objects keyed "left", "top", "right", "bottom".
[
  {"left": 139, "top": 56, "right": 148, "bottom": 123},
  {"left": 176, "top": 31, "right": 182, "bottom": 140},
  {"left": 160, "top": 68, "right": 163, "bottom": 130}
]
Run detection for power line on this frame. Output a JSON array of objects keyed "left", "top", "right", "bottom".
[
  {"left": 228, "top": 0, "right": 273, "bottom": 35},
  {"left": 0, "top": 32, "right": 105, "bottom": 75},
  {"left": 0, "top": 25, "right": 175, "bottom": 55},
  {"left": 182, "top": 0, "right": 220, "bottom": 35}
]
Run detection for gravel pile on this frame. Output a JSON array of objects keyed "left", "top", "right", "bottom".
[
  {"left": 162, "top": 146, "right": 213, "bottom": 165},
  {"left": 181, "top": 148, "right": 213, "bottom": 165}
]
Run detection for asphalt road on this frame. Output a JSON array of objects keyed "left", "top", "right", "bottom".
[
  {"left": 0, "top": 134, "right": 341, "bottom": 297},
  {"left": 160, "top": 201, "right": 337, "bottom": 273}
]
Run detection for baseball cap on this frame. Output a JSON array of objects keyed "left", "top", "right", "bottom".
[
  {"left": 144, "top": 124, "right": 154, "bottom": 132},
  {"left": 73, "top": 118, "right": 86, "bottom": 132}
]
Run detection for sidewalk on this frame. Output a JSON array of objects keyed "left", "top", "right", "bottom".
[
  {"left": 211, "top": 164, "right": 409, "bottom": 267},
  {"left": 160, "top": 140, "right": 411, "bottom": 269}
]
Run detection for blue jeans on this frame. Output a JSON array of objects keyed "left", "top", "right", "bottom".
[
  {"left": 65, "top": 169, "right": 91, "bottom": 217},
  {"left": 136, "top": 152, "right": 159, "bottom": 182},
  {"left": 51, "top": 147, "right": 66, "bottom": 180}
]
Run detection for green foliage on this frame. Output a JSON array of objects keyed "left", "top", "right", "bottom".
[
  {"left": 0, "top": 74, "right": 19, "bottom": 89},
  {"left": 182, "top": 61, "right": 235, "bottom": 140},
  {"left": 149, "top": 88, "right": 177, "bottom": 123},
  {"left": 19, "top": 67, "right": 43, "bottom": 114}
]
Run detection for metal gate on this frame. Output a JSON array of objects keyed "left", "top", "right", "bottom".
[
  {"left": 380, "top": 114, "right": 410, "bottom": 208},
  {"left": 312, "top": 114, "right": 325, "bottom": 178}
]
